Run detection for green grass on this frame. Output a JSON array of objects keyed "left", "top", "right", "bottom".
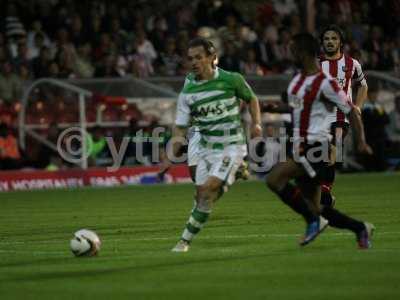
[{"left": 0, "top": 173, "right": 399, "bottom": 300}]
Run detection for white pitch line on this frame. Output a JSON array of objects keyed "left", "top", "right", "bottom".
[
  {"left": 0, "top": 248, "right": 399, "bottom": 257},
  {"left": 0, "top": 231, "right": 399, "bottom": 246},
  {"left": 105, "top": 231, "right": 400, "bottom": 242}
]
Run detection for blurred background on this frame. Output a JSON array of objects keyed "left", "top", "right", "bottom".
[{"left": 0, "top": 0, "right": 399, "bottom": 174}]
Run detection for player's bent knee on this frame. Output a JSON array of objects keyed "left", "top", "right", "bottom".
[
  {"left": 196, "top": 185, "right": 207, "bottom": 198},
  {"left": 266, "top": 170, "right": 286, "bottom": 192},
  {"left": 320, "top": 191, "right": 335, "bottom": 208},
  {"left": 197, "top": 185, "right": 214, "bottom": 200},
  {"left": 266, "top": 175, "right": 277, "bottom": 190},
  {"left": 196, "top": 198, "right": 212, "bottom": 212},
  {"left": 204, "top": 177, "right": 224, "bottom": 193}
]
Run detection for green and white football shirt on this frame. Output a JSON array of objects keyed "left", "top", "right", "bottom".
[{"left": 175, "top": 68, "right": 256, "bottom": 150}]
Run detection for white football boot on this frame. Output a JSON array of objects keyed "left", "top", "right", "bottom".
[{"left": 171, "top": 240, "right": 190, "bottom": 252}]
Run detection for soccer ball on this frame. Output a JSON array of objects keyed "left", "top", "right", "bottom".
[{"left": 70, "top": 229, "right": 101, "bottom": 257}]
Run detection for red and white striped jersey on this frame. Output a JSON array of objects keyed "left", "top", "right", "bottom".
[
  {"left": 287, "top": 71, "right": 353, "bottom": 143},
  {"left": 320, "top": 54, "right": 367, "bottom": 123}
]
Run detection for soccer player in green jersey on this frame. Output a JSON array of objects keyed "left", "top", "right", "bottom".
[{"left": 160, "top": 37, "right": 262, "bottom": 252}]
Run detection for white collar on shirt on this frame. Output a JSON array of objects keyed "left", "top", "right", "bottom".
[{"left": 192, "top": 67, "right": 219, "bottom": 84}]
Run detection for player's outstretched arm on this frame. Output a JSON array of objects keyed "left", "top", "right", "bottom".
[
  {"left": 249, "top": 97, "right": 262, "bottom": 138},
  {"left": 353, "top": 60, "right": 368, "bottom": 108},
  {"left": 354, "top": 84, "right": 368, "bottom": 108},
  {"left": 158, "top": 126, "right": 188, "bottom": 176},
  {"left": 322, "top": 78, "right": 372, "bottom": 155},
  {"left": 348, "top": 107, "right": 373, "bottom": 155},
  {"left": 234, "top": 73, "right": 262, "bottom": 137}
]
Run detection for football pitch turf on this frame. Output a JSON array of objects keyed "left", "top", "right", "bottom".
[{"left": 0, "top": 173, "right": 399, "bottom": 300}]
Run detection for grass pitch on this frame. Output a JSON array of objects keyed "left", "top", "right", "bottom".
[{"left": 0, "top": 173, "right": 399, "bottom": 300}]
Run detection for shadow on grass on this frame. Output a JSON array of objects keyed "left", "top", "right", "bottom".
[
  {"left": 0, "top": 256, "right": 80, "bottom": 269},
  {"left": 2, "top": 249, "right": 298, "bottom": 283}
]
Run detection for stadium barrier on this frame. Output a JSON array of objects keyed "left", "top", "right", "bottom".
[
  {"left": 0, "top": 164, "right": 191, "bottom": 192},
  {"left": 14, "top": 71, "right": 400, "bottom": 178}
]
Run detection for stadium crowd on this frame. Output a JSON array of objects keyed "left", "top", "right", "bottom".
[
  {"left": 0, "top": 0, "right": 399, "bottom": 171},
  {"left": 0, "top": 0, "right": 399, "bottom": 85}
]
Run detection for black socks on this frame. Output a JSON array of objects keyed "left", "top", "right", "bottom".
[{"left": 277, "top": 183, "right": 318, "bottom": 224}]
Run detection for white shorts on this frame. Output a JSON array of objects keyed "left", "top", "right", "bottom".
[
  {"left": 188, "top": 130, "right": 201, "bottom": 167},
  {"left": 195, "top": 144, "right": 247, "bottom": 186},
  {"left": 327, "top": 108, "right": 349, "bottom": 125}
]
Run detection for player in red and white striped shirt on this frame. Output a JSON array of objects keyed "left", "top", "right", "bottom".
[
  {"left": 319, "top": 25, "right": 369, "bottom": 208},
  {"left": 320, "top": 25, "right": 368, "bottom": 110},
  {"left": 266, "top": 33, "right": 374, "bottom": 248},
  {"left": 287, "top": 71, "right": 352, "bottom": 145}
]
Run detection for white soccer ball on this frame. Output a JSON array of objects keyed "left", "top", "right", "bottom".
[{"left": 70, "top": 229, "right": 101, "bottom": 257}]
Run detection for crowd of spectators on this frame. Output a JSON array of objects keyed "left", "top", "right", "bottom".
[
  {"left": 0, "top": 0, "right": 399, "bottom": 92},
  {"left": 0, "top": 0, "right": 399, "bottom": 171}
]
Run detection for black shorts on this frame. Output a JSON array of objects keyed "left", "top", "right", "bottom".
[{"left": 291, "top": 141, "right": 332, "bottom": 182}]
